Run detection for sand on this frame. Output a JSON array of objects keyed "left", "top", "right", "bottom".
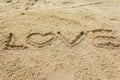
[{"left": 0, "top": 0, "right": 120, "bottom": 80}]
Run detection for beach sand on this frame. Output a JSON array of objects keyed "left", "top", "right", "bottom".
[{"left": 0, "top": 0, "right": 120, "bottom": 80}]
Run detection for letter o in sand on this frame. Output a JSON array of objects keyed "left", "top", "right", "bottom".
[{"left": 26, "top": 32, "right": 56, "bottom": 48}]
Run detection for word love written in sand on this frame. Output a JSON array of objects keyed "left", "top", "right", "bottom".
[{"left": 1, "top": 29, "right": 120, "bottom": 50}]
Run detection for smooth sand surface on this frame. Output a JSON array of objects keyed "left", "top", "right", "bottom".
[{"left": 0, "top": 0, "right": 120, "bottom": 80}]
